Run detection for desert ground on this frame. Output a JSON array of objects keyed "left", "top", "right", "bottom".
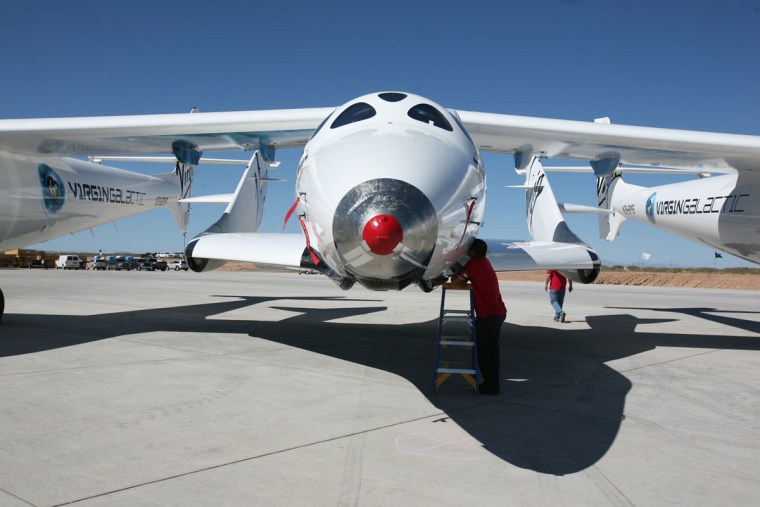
[
  {"left": 220, "top": 263, "right": 760, "bottom": 290},
  {"left": 499, "top": 270, "right": 760, "bottom": 290}
]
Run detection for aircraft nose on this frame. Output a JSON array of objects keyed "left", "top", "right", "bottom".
[
  {"left": 362, "top": 214, "right": 403, "bottom": 255},
  {"left": 333, "top": 178, "right": 438, "bottom": 289}
]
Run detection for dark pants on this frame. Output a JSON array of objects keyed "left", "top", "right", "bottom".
[{"left": 476, "top": 315, "right": 505, "bottom": 388}]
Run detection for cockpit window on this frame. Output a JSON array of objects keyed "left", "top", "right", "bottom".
[
  {"left": 378, "top": 92, "right": 407, "bottom": 102},
  {"left": 407, "top": 104, "right": 453, "bottom": 131},
  {"left": 330, "top": 102, "right": 376, "bottom": 129}
]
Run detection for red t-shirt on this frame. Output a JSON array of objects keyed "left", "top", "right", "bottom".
[
  {"left": 463, "top": 257, "right": 507, "bottom": 318},
  {"left": 546, "top": 270, "right": 567, "bottom": 290}
]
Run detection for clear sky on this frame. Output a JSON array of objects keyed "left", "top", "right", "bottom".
[{"left": 2, "top": 0, "right": 758, "bottom": 267}]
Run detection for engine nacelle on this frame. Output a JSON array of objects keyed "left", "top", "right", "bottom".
[
  {"left": 187, "top": 256, "right": 228, "bottom": 273},
  {"left": 560, "top": 267, "right": 600, "bottom": 284},
  {"left": 185, "top": 240, "right": 228, "bottom": 272}
]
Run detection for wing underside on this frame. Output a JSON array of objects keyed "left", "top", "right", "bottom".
[
  {"left": 456, "top": 110, "right": 760, "bottom": 173},
  {"left": 188, "top": 232, "right": 306, "bottom": 269},
  {"left": 485, "top": 239, "right": 599, "bottom": 272},
  {"left": 0, "top": 108, "right": 334, "bottom": 156}
]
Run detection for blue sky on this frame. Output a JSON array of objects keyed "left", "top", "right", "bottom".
[{"left": 2, "top": 0, "right": 758, "bottom": 267}]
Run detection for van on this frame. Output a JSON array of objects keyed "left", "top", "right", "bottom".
[{"left": 56, "top": 254, "right": 81, "bottom": 270}]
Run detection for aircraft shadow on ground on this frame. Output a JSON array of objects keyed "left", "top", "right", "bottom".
[
  {"left": 606, "top": 306, "right": 760, "bottom": 335},
  {"left": 2, "top": 296, "right": 759, "bottom": 476}
]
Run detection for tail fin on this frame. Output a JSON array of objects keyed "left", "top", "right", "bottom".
[
  {"left": 595, "top": 170, "right": 627, "bottom": 241},
  {"left": 155, "top": 142, "right": 198, "bottom": 232},
  {"left": 202, "top": 150, "right": 272, "bottom": 235},
  {"left": 520, "top": 157, "right": 600, "bottom": 283},
  {"left": 185, "top": 150, "right": 280, "bottom": 272},
  {"left": 524, "top": 158, "right": 583, "bottom": 243}
]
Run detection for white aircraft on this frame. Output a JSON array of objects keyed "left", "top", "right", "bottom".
[
  {"left": 176, "top": 93, "right": 600, "bottom": 292},
  {"left": 593, "top": 168, "right": 758, "bottom": 264},
  {"left": 0, "top": 145, "right": 198, "bottom": 321},
  {"left": 2, "top": 91, "right": 758, "bottom": 317},
  {"left": 541, "top": 117, "right": 759, "bottom": 265},
  {"left": 0, "top": 154, "right": 193, "bottom": 252}
]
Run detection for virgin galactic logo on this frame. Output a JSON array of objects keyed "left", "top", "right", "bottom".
[
  {"left": 38, "top": 164, "right": 66, "bottom": 215},
  {"left": 645, "top": 192, "right": 656, "bottom": 223}
]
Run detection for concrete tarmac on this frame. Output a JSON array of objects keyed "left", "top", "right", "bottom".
[{"left": 0, "top": 269, "right": 758, "bottom": 506}]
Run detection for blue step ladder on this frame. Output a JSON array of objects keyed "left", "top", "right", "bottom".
[{"left": 432, "top": 282, "right": 479, "bottom": 394}]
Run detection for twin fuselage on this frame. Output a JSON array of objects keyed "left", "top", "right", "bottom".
[{"left": 6, "top": 90, "right": 754, "bottom": 280}]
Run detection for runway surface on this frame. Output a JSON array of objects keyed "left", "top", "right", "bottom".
[{"left": 0, "top": 269, "right": 758, "bottom": 506}]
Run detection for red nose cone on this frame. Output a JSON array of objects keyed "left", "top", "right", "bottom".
[{"left": 362, "top": 214, "right": 403, "bottom": 255}]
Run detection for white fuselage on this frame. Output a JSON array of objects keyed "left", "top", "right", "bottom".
[
  {"left": 607, "top": 172, "right": 759, "bottom": 263},
  {"left": 293, "top": 93, "right": 486, "bottom": 290},
  {"left": 0, "top": 152, "right": 181, "bottom": 251}
]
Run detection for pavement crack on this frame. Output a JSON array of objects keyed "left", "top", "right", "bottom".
[
  {"left": 52, "top": 411, "right": 447, "bottom": 506},
  {"left": 0, "top": 487, "right": 36, "bottom": 506}
]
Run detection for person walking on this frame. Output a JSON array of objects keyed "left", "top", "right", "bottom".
[
  {"left": 545, "top": 270, "right": 572, "bottom": 322},
  {"left": 457, "top": 239, "right": 507, "bottom": 395}
]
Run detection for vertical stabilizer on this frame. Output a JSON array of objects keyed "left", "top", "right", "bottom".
[
  {"left": 203, "top": 150, "right": 272, "bottom": 234},
  {"left": 156, "top": 141, "right": 200, "bottom": 232},
  {"left": 595, "top": 170, "right": 627, "bottom": 241},
  {"left": 525, "top": 158, "right": 583, "bottom": 243},
  {"left": 185, "top": 149, "right": 277, "bottom": 272}
]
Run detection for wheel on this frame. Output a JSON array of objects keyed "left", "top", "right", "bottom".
[{"left": 0, "top": 287, "right": 4, "bottom": 323}]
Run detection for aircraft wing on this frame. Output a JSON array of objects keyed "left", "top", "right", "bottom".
[
  {"left": 484, "top": 239, "right": 599, "bottom": 273},
  {"left": 456, "top": 110, "right": 760, "bottom": 173},
  {"left": 188, "top": 232, "right": 306, "bottom": 269},
  {"left": 5, "top": 105, "right": 758, "bottom": 174},
  {"left": 0, "top": 108, "right": 334, "bottom": 156}
]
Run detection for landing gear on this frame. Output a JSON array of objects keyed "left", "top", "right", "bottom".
[{"left": 0, "top": 287, "right": 4, "bottom": 324}]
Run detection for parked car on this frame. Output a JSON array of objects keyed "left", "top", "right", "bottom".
[
  {"left": 88, "top": 257, "right": 107, "bottom": 270},
  {"left": 56, "top": 254, "right": 81, "bottom": 269},
  {"left": 167, "top": 260, "right": 189, "bottom": 271},
  {"left": 124, "top": 260, "right": 139, "bottom": 271},
  {"left": 134, "top": 257, "right": 152, "bottom": 270},
  {"left": 114, "top": 256, "right": 137, "bottom": 271},
  {"left": 152, "top": 260, "right": 168, "bottom": 271}
]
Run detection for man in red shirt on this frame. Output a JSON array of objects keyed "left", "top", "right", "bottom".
[
  {"left": 545, "top": 270, "right": 572, "bottom": 322},
  {"left": 459, "top": 239, "right": 507, "bottom": 395}
]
